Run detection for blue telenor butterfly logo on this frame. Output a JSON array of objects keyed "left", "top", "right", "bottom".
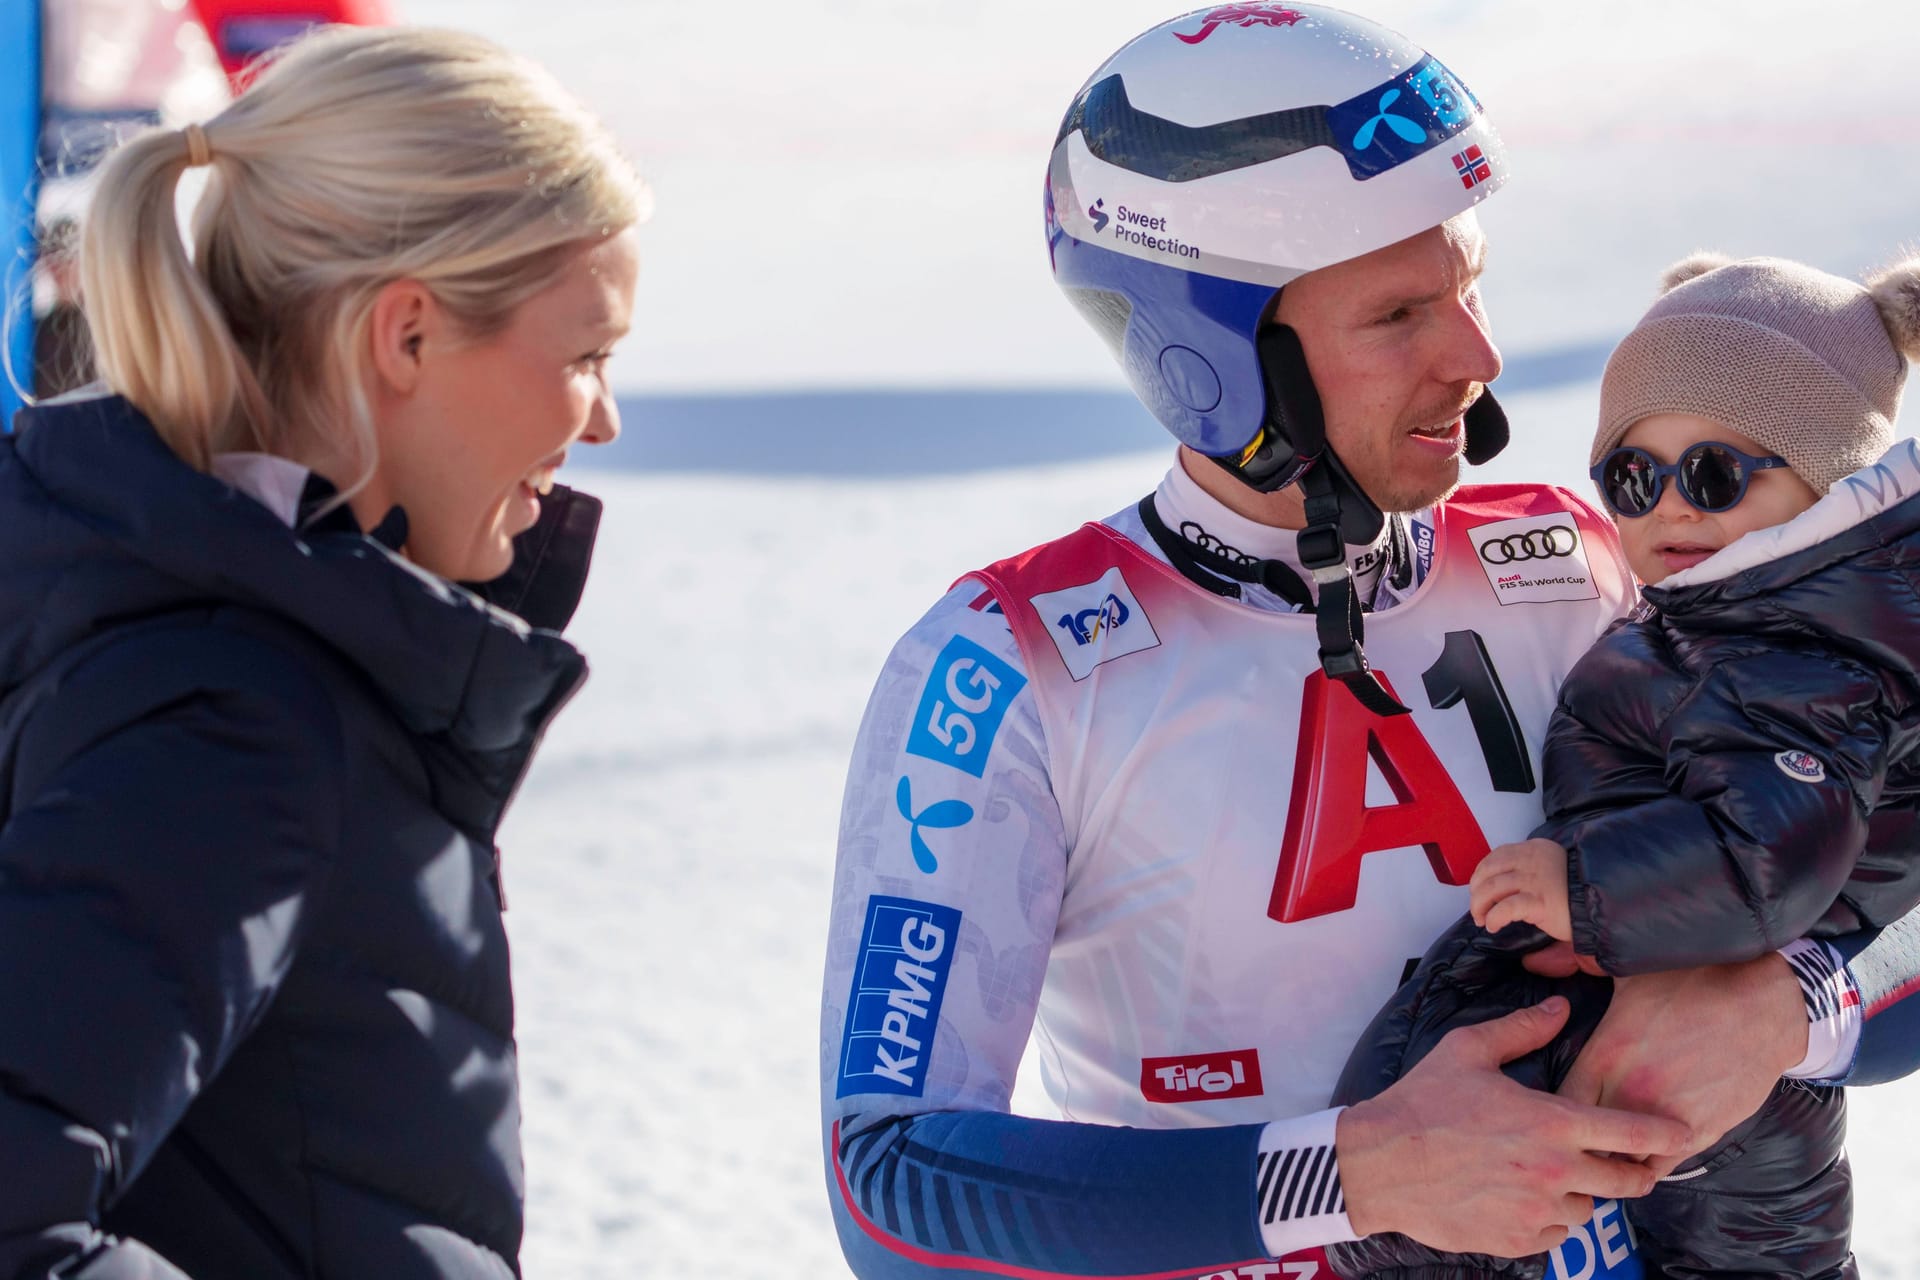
[
  {"left": 896, "top": 777, "right": 975, "bottom": 873},
  {"left": 1351, "top": 88, "right": 1429, "bottom": 151}
]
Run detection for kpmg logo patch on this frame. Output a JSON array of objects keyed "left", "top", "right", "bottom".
[
  {"left": 1141, "top": 1049, "right": 1265, "bottom": 1102},
  {"left": 1775, "top": 750, "right": 1827, "bottom": 784},
  {"left": 835, "top": 896, "right": 961, "bottom": 1098},
  {"left": 906, "top": 634, "right": 1026, "bottom": 778},
  {"left": 1467, "top": 514, "right": 1599, "bottom": 606},
  {"left": 1030, "top": 568, "right": 1161, "bottom": 681}
]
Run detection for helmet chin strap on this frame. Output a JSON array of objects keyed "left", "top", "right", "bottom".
[{"left": 1206, "top": 323, "right": 1511, "bottom": 718}]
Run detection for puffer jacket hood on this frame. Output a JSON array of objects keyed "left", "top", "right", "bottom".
[{"left": 0, "top": 392, "right": 587, "bottom": 835}]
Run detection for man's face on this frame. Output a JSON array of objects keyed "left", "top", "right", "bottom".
[{"left": 1274, "top": 214, "right": 1501, "bottom": 514}]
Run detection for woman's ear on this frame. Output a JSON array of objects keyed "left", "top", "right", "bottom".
[{"left": 367, "top": 279, "right": 439, "bottom": 395}]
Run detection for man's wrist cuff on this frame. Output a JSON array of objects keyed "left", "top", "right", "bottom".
[
  {"left": 1781, "top": 938, "right": 1862, "bottom": 1081},
  {"left": 1255, "top": 1108, "right": 1356, "bottom": 1257}
]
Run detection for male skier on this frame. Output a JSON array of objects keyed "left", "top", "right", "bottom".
[{"left": 821, "top": 8, "right": 1920, "bottom": 1277}]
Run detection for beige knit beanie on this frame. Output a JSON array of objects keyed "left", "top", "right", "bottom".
[{"left": 1594, "top": 252, "right": 1920, "bottom": 494}]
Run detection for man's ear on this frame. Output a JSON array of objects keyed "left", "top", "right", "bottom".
[{"left": 367, "top": 279, "right": 439, "bottom": 396}]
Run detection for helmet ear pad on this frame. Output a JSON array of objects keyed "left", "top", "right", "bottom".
[
  {"left": 1243, "top": 323, "right": 1385, "bottom": 547},
  {"left": 1245, "top": 322, "right": 1509, "bottom": 537},
  {"left": 1256, "top": 323, "right": 1324, "bottom": 468}
]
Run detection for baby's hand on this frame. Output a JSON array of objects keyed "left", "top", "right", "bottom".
[{"left": 1469, "top": 838, "right": 1573, "bottom": 942}]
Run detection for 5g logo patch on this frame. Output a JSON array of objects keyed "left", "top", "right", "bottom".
[{"left": 906, "top": 635, "right": 1027, "bottom": 778}]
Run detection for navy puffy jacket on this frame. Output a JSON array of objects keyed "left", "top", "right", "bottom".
[
  {"left": 1546, "top": 483, "right": 1920, "bottom": 973},
  {"left": 0, "top": 396, "right": 596, "bottom": 1278}
]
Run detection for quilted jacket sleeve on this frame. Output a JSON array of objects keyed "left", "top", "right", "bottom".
[
  {"left": 1541, "top": 648, "right": 1893, "bottom": 976},
  {"left": 0, "top": 624, "right": 346, "bottom": 1278}
]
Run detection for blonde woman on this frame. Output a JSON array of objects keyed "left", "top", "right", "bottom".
[{"left": 0, "top": 26, "right": 644, "bottom": 1278}]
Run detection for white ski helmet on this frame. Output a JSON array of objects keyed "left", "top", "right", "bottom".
[{"left": 1046, "top": 3, "right": 1511, "bottom": 490}]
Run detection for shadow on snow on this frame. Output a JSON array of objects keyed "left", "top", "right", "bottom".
[{"left": 591, "top": 340, "right": 1613, "bottom": 478}]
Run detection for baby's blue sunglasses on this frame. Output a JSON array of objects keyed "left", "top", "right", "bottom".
[{"left": 1591, "top": 442, "right": 1790, "bottom": 518}]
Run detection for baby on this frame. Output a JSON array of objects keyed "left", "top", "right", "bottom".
[{"left": 1331, "top": 249, "right": 1920, "bottom": 1280}]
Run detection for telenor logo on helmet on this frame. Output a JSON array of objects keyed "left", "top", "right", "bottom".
[
  {"left": 1173, "top": 4, "right": 1306, "bottom": 44},
  {"left": 1775, "top": 751, "right": 1827, "bottom": 784},
  {"left": 1351, "top": 87, "right": 1428, "bottom": 152}
]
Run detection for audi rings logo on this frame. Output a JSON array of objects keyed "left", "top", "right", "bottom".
[
  {"left": 1478, "top": 526, "right": 1579, "bottom": 565},
  {"left": 1468, "top": 515, "right": 1601, "bottom": 607}
]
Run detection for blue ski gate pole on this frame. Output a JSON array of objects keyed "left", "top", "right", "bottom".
[{"left": 1, "top": 0, "right": 42, "bottom": 432}]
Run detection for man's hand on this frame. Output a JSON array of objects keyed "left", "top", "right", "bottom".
[
  {"left": 1469, "top": 838, "right": 1573, "bottom": 942},
  {"left": 1558, "top": 953, "right": 1808, "bottom": 1176},
  {"left": 1337, "top": 997, "right": 1692, "bottom": 1257}
]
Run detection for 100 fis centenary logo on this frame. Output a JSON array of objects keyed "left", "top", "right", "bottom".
[{"left": 1031, "top": 568, "right": 1161, "bottom": 681}]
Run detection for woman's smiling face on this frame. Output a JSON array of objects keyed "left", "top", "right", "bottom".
[{"left": 365, "top": 227, "right": 639, "bottom": 583}]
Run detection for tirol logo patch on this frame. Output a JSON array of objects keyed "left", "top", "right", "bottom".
[
  {"left": 1468, "top": 513, "right": 1599, "bottom": 606},
  {"left": 835, "top": 895, "right": 961, "bottom": 1099},
  {"left": 1141, "top": 1049, "right": 1265, "bottom": 1102},
  {"left": 1031, "top": 568, "right": 1161, "bottom": 681},
  {"left": 1775, "top": 750, "right": 1827, "bottom": 784}
]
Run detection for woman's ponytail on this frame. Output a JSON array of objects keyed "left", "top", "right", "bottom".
[{"left": 79, "top": 125, "right": 272, "bottom": 469}]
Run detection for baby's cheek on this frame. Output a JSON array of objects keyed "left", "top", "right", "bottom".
[{"left": 1617, "top": 527, "right": 1666, "bottom": 585}]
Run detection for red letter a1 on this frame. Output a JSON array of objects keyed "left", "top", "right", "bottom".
[{"left": 1268, "top": 671, "right": 1490, "bottom": 923}]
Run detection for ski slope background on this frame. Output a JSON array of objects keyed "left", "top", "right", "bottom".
[{"left": 370, "top": 1, "right": 1920, "bottom": 1275}]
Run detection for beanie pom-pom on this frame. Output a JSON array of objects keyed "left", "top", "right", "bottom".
[
  {"left": 1658, "top": 251, "right": 1736, "bottom": 295},
  {"left": 1868, "top": 257, "right": 1920, "bottom": 361}
]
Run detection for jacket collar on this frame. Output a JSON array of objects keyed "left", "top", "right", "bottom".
[{"left": 2, "top": 395, "right": 593, "bottom": 828}]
